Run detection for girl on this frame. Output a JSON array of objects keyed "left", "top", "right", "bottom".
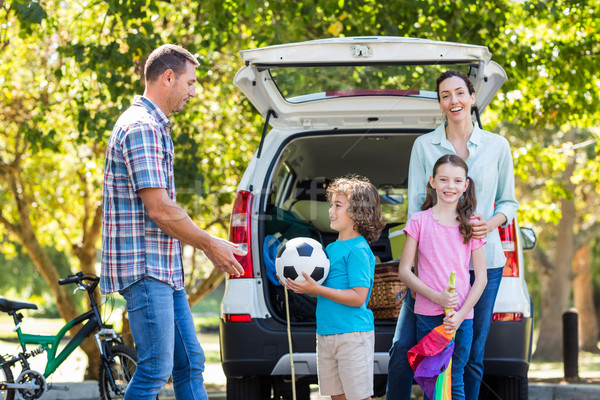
[
  {"left": 398, "top": 154, "right": 487, "bottom": 400},
  {"left": 284, "top": 175, "right": 385, "bottom": 400}
]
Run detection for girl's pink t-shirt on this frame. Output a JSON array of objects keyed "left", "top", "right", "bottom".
[{"left": 404, "top": 209, "right": 486, "bottom": 319}]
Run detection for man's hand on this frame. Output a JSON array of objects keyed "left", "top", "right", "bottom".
[{"left": 204, "top": 236, "right": 246, "bottom": 277}]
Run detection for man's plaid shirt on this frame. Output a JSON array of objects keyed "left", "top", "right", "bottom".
[{"left": 100, "top": 96, "right": 184, "bottom": 294}]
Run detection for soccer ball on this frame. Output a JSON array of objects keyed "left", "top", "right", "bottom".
[{"left": 276, "top": 237, "right": 330, "bottom": 285}]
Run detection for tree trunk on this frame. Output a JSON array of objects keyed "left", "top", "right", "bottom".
[
  {"left": 596, "top": 287, "right": 600, "bottom": 338},
  {"left": 19, "top": 217, "right": 101, "bottom": 378},
  {"left": 70, "top": 203, "right": 104, "bottom": 380},
  {"left": 533, "top": 161, "right": 577, "bottom": 361},
  {"left": 2, "top": 168, "right": 103, "bottom": 379},
  {"left": 573, "top": 243, "right": 599, "bottom": 352},
  {"left": 187, "top": 268, "right": 225, "bottom": 306}
]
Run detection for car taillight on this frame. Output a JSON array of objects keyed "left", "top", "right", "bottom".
[
  {"left": 499, "top": 222, "right": 519, "bottom": 277},
  {"left": 224, "top": 314, "right": 253, "bottom": 323},
  {"left": 492, "top": 312, "right": 524, "bottom": 322},
  {"left": 229, "top": 190, "right": 254, "bottom": 278}
]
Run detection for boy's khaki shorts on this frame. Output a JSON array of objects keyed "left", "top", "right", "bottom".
[{"left": 317, "top": 330, "right": 374, "bottom": 400}]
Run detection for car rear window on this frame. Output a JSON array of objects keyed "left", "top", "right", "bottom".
[{"left": 269, "top": 64, "right": 471, "bottom": 103}]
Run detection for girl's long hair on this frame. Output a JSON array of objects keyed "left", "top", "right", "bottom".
[{"left": 421, "top": 155, "right": 477, "bottom": 243}]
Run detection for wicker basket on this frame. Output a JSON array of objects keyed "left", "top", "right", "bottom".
[{"left": 367, "top": 261, "right": 407, "bottom": 321}]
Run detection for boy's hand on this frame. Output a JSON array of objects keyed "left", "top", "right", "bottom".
[
  {"left": 437, "top": 285, "right": 458, "bottom": 309},
  {"left": 443, "top": 309, "right": 464, "bottom": 333},
  {"left": 282, "top": 272, "right": 319, "bottom": 295},
  {"left": 276, "top": 274, "right": 287, "bottom": 287}
]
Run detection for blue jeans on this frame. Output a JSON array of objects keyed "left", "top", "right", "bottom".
[
  {"left": 464, "top": 267, "right": 503, "bottom": 400},
  {"left": 386, "top": 288, "right": 416, "bottom": 400},
  {"left": 416, "top": 315, "right": 473, "bottom": 400},
  {"left": 120, "top": 277, "right": 207, "bottom": 400}
]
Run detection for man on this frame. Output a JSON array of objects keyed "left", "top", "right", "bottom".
[{"left": 101, "top": 44, "right": 245, "bottom": 400}]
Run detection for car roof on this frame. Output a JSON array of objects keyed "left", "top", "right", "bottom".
[{"left": 234, "top": 36, "right": 507, "bottom": 130}]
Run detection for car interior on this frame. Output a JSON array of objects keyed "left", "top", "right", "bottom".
[{"left": 260, "top": 132, "right": 423, "bottom": 322}]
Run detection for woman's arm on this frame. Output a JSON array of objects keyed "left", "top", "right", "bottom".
[
  {"left": 398, "top": 236, "right": 458, "bottom": 309},
  {"left": 444, "top": 245, "right": 487, "bottom": 331},
  {"left": 493, "top": 139, "right": 519, "bottom": 226},
  {"left": 472, "top": 138, "right": 519, "bottom": 239},
  {"left": 407, "top": 140, "right": 428, "bottom": 220}
]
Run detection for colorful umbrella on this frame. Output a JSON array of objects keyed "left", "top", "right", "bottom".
[{"left": 407, "top": 271, "right": 456, "bottom": 400}]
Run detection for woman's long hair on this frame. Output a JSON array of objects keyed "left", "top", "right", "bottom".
[{"left": 421, "top": 155, "right": 477, "bottom": 243}]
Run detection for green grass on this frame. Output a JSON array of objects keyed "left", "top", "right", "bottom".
[
  {"left": 195, "top": 315, "right": 220, "bottom": 329},
  {"left": 529, "top": 350, "right": 600, "bottom": 381},
  {"left": 191, "top": 282, "right": 224, "bottom": 315},
  {"left": 528, "top": 330, "right": 600, "bottom": 381},
  {"left": 3, "top": 315, "right": 599, "bottom": 381}
]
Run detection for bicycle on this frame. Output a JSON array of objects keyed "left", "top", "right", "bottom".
[{"left": 0, "top": 272, "right": 137, "bottom": 400}]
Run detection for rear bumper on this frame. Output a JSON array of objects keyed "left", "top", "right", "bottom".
[
  {"left": 220, "top": 316, "right": 532, "bottom": 378},
  {"left": 220, "top": 317, "right": 395, "bottom": 377},
  {"left": 220, "top": 317, "right": 313, "bottom": 377},
  {"left": 483, "top": 317, "right": 533, "bottom": 377}
]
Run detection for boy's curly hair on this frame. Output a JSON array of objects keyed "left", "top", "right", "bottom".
[{"left": 326, "top": 175, "right": 385, "bottom": 243}]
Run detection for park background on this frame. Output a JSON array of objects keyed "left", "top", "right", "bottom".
[{"left": 0, "top": 0, "right": 599, "bottom": 381}]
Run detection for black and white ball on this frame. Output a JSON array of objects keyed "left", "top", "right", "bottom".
[{"left": 276, "top": 237, "right": 330, "bottom": 285}]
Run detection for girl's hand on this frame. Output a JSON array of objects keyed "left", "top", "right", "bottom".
[
  {"left": 283, "top": 272, "right": 319, "bottom": 295},
  {"left": 443, "top": 310, "right": 465, "bottom": 333},
  {"left": 471, "top": 214, "right": 491, "bottom": 239},
  {"left": 437, "top": 285, "right": 458, "bottom": 309}
]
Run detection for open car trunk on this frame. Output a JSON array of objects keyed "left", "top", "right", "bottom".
[{"left": 258, "top": 130, "right": 424, "bottom": 323}]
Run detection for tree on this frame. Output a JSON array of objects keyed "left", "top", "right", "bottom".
[
  {"left": 5, "top": 0, "right": 600, "bottom": 371},
  {"left": 486, "top": 0, "right": 600, "bottom": 359},
  {"left": 573, "top": 243, "right": 599, "bottom": 352},
  {"left": 0, "top": 0, "right": 108, "bottom": 378}
]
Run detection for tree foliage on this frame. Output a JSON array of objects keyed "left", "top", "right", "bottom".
[
  {"left": 483, "top": 0, "right": 600, "bottom": 359},
  {"left": 1, "top": 0, "right": 599, "bottom": 370}
]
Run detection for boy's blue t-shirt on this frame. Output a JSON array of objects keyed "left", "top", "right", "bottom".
[{"left": 316, "top": 236, "right": 375, "bottom": 335}]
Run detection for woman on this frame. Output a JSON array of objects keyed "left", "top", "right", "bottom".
[{"left": 386, "top": 70, "right": 519, "bottom": 400}]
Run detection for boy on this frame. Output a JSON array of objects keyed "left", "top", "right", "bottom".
[{"left": 284, "top": 175, "right": 385, "bottom": 400}]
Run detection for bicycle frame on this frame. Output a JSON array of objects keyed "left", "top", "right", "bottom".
[
  {"left": 1, "top": 272, "right": 131, "bottom": 399},
  {"left": 12, "top": 309, "right": 101, "bottom": 378}
]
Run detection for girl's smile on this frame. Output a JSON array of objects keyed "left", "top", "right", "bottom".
[{"left": 429, "top": 163, "right": 469, "bottom": 205}]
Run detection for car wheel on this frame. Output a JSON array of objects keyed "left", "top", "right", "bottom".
[
  {"left": 479, "top": 375, "right": 528, "bottom": 400},
  {"left": 373, "top": 375, "right": 387, "bottom": 398},
  {"left": 226, "top": 376, "right": 271, "bottom": 399},
  {"left": 276, "top": 380, "right": 311, "bottom": 400}
]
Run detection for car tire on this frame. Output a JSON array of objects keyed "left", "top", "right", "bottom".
[
  {"left": 479, "top": 375, "right": 528, "bottom": 400},
  {"left": 373, "top": 375, "right": 387, "bottom": 398},
  {"left": 279, "top": 381, "right": 311, "bottom": 400},
  {"left": 226, "top": 376, "right": 271, "bottom": 399}
]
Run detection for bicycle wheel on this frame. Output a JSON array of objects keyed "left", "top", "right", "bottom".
[
  {"left": 98, "top": 344, "right": 137, "bottom": 400},
  {"left": 0, "top": 354, "right": 15, "bottom": 400}
]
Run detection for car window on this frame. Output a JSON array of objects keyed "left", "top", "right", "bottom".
[
  {"left": 379, "top": 186, "right": 408, "bottom": 225},
  {"left": 269, "top": 64, "right": 471, "bottom": 104},
  {"left": 270, "top": 162, "right": 295, "bottom": 208}
]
